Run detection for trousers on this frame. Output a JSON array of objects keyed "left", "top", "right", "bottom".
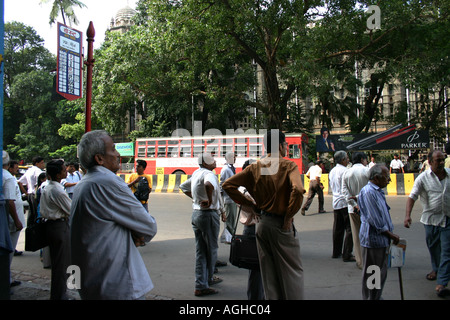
[
  {"left": 424, "top": 217, "right": 450, "bottom": 286},
  {"left": 332, "top": 207, "right": 353, "bottom": 259},
  {"left": 361, "top": 246, "right": 388, "bottom": 300},
  {"left": 46, "top": 219, "right": 71, "bottom": 300},
  {"left": 302, "top": 180, "right": 324, "bottom": 212},
  {"left": 256, "top": 212, "right": 304, "bottom": 299},
  {"left": 191, "top": 209, "right": 220, "bottom": 290}
]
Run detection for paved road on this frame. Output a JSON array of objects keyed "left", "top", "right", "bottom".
[{"left": 10, "top": 193, "right": 448, "bottom": 301}]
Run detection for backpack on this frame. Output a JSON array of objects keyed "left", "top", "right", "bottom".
[{"left": 134, "top": 176, "right": 150, "bottom": 201}]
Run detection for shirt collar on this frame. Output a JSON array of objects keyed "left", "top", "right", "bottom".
[
  {"left": 367, "top": 181, "right": 383, "bottom": 192},
  {"left": 429, "top": 168, "right": 450, "bottom": 179}
]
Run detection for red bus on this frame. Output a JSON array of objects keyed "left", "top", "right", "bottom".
[{"left": 135, "top": 133, "right": 309, "bottom": 175}]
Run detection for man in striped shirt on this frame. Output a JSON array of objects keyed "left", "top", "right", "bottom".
[{"left": 359, "top": 164, "right": 400, "bottom": 300}]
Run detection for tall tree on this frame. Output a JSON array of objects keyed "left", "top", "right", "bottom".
[
  {"left": 40, "top": 0, "right": 86, "bottom": 26},
  {"left": 96, "top": 0, "right": 448, "bottom": 135},
  {"left": 3, "top": 22, "right": 82, "bottom": 161},
  {"left": 3, "top": 21, "right": 55, "bottom": 147}
]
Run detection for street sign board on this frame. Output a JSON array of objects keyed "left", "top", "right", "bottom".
[{"left": 57, "top": 23, "right": 83, "bottom": 100}]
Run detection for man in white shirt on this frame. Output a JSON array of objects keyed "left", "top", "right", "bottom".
[
  {"left": 342, "top": 152, "right": 370, "bottom": 269},
  {"left": 404, "top": 150, "right": 450, "bottom": 297},
  {"left": 18, "top": 156, "right": 45, "bottom": 225},
  {"left": 329, "top": 151, "right": 354, "bottom": 262},
  {"left": 40, "top": 160, "right": 72, "bottom": 300},
  {"left": 301, "top": 160, "right": 325, "bottom": 215},
  {"left": 390, "top": 154, "right": 404, "bottom": 173},
  {"left": 61, "top": 161, "right": 82, "bottom": 199},
  {"left": 180, "top": 153, "right": 226, "bottom": 297},
  {"left": 368, "top": 156, "right": 376, "bottom": 169},
  {"left": 2, "top": 151, "right": 25, "bottom": 287}
]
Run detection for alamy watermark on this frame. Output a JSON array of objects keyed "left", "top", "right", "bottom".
[
  {"left": 170, "top": 121, "right": 283, "bottom": 175},
  {"left": 67, "top": 265, "right": 81, "bottom": 290},
  {"left": 365, "top": 265, "right": 381, "bottom": 290},
  {"left": 366, "top": 5, "right": 381, "bottom": 31}
]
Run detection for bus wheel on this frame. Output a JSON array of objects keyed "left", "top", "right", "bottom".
[{"left": 172, "top": 170, "right": 186, "bottom": 175}]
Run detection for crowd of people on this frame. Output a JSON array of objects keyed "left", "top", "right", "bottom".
[
  {"left": 1, "top": 130, "right": 157, "bottom": 300},
  {"left": 1, "top": 130, "right": 449, "bottom": 300}
]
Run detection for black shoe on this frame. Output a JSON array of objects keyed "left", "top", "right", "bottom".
[
  {"left": 343, "top": 256, "right": 356, "bottom": 262},
  {"left": 10, "top": 280, "right": 21, "bottom": 287},
  {"left": 215, "top": 260, "right": 227, "bottom": 267},
  {"left": 14, "top": 250, "right": 23, "bottom": 256}
]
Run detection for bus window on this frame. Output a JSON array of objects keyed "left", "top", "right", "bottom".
[
  {"left": 234, "top": 137, "right": 247, "bottom": 144},
  {"left": 235, "top": 145, "right": 247, "bottom": 157},
  {"left": 206, "top": 145, "right": 219, "bottom": 156},
  {"left": 168, "top": 146, "right": 179, "bottom": 157},
  {"left": 181, "top": 140, "right": 191, "bottom": 145},
  {"left": 289, "top": 144, "right": 300, "bottom": 159},
  {"left": 138, "top": 147, "right": 146, "bottom": 157},
  {"left": 193, "top": 146, "right": 204, "bottom": 157},
  {"left": 137, "top": 141, "right": 146, "bottom": 157},
  {"left": 221, "top": 145, "right": 233, "bottom": 157},
  {"left": 249, "top": 145, "right": 262, "bottom": 157},
  {"left": 147, "top": 146, "right": 156, "bottom": 158},
  {"left": 180, "top": 146, "right": 191, "bottom": 157},
  {"left": 158, "top": 146, "right": 167, "bottom": 157}
]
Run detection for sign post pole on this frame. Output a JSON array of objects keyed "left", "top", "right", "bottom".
[{"left": 85, "top": 21, "right": 95, "bottom": 133}]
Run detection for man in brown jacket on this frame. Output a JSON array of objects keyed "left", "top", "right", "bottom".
[{"left": 223, "top": 130, "right": 305, "bottom": 299}]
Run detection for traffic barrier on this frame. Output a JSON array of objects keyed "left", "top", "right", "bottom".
[{"left": 119, "top": 173, "right": 419, "bottom": 195}]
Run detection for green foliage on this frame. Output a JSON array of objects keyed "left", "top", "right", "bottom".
[{"left": 3, "top": 21, "right": 82, "bottom": 163}]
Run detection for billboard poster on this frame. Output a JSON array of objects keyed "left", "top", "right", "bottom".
[
  {"left": 316, "top": 124, "right": 430, "bottom": 152},
  {"left": 57, "top": 23, "right": 83, "bottom": 100},
  {"left": 115, "top": 142, "right": 134, "bottom": 157}
]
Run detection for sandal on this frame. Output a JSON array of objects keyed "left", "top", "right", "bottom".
[
  {"left": 209, "top": 276, "right": 223, "bottom": 285},
  {"left": 436, "top": 285, "right": 450, "bottom": 298},
  {"left": 194, "top": 288, "right": 218, "bottom": 297},
  {"left": 426, "top": 271, "right": 437, "bottom": 281}
]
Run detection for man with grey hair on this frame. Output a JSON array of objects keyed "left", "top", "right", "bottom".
[
  {"left": 180, "top": 152, "right": 226, "bottom": 296},
  {"left": 329, "top": 150, "right": 354, "bottom": 262},
  {"left": 70, "top": 130, "right": 157, "bottom": 300},
  {"left": 359, "top": 164, "right": 399, "bottom": 300}
]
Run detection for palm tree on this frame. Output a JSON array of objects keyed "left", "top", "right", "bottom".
[{"left": 40, "top": 0, "right": 86, "bottom": 26}]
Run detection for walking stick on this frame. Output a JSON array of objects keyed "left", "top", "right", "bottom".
[{"left": 398, "top": 267, "right": 404, "bottom": 300}]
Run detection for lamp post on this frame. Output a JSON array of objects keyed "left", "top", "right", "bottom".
[{"left": 85, "top": 21, "right": 95, "bottom": 133}]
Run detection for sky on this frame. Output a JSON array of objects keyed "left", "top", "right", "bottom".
[{"left": 4, "top": 0, "right": 139, "bottom": 55}]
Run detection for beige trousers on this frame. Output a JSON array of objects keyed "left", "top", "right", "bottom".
[
  {"left": 256, "top": 213, "right": 304, "bottom": 299},
  {"left": 349, "top": 212, "right": 363, "bottom": 269}
]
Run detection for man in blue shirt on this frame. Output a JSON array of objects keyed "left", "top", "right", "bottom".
[
  {"left": 358, "top": 164, "right": 399, "bottom": 300},
  {"left": 61, "top": 161, "right": 82, "bottom": 199}
]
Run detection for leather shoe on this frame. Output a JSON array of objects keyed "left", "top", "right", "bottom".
[
  {"left": 195, "top": 288, "right": 218, "bottom": 297},
  {"left": 343, "top": 256, "right": 356, "bottom": 262}
]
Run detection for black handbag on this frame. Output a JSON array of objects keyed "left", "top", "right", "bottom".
[
  {"left": 229, "top": 207, "right": 260, "bottom": 270},
  {"left": 25, "top": 218, "right": 49, "bottom": 252}
]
